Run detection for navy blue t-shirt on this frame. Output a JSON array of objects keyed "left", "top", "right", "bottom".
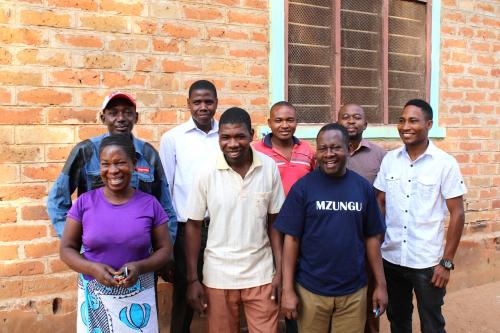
[{"left": 274, "top": 169, "right": 385, "bottom": 297}]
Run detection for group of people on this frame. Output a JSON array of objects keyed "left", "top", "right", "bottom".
[{"left": 50, "top": 80, "right": 466, "bottom": 333}]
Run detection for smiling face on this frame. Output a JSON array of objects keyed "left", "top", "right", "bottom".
[
  {"left": 100, "top": 145, "right": 135, "bottom": 194},
  {"left": 337, "top": 104, "right": 367, "bottom": 141},
  {"left": 398, "top": 104, "right": 432, "bottom": 147},
  {"left": 188, "top": 89, "right": 218, "bottom": 130},
  {"left": 100, "top": 98, "right": 138, "bottom": 135},
  {"left": 316, "top": 129, "right": 348, "bottom": 177},
  {"left": 268, "top": 105, "right": 297, "bottom": 141},
  {"left": 219, "top": 123, "right": 254, "bottom": 166}
]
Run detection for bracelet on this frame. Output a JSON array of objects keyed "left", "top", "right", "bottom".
[{"left": 187, "top": 278, "right": 198, "bottom": 285}]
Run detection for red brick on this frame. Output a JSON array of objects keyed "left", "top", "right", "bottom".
[
  {"left": 55, "top": 34, "right": 103, "bottom": 48},
  {"left": 443, "top": 12, "right": 465, "bottom": 23},
  {"left": 476, "top": 80, "right": 496, "bottom": 89},
  {"left": 161, "top": 23, "right": 200, "bottom": 38},
  {"left": 0, "top": 47, "right": 12, "bottom": 64},
  {"left": 77, "top": 126, "right": 107, "bottom": 140},
  {"left": 0, "top": 279, "right": 22, "bottom": 299},
  {"left": 20, "top": 9, "right": 71, "bottom": 28},
  {"left": 451, "top": 78, "right": 473, "bottom": 88},
  {"left": 458, "top": 27, "right": 473, "bottom": 38},
  {"left": 250, "top": 97, "right": 267, "bottom": 106},
  {"left": 465, "top": 92, "right": 486, "bottom": 102},
  {"left": 0, "top": 207, "right": 17, "bottom": 224},
  {"left": 49, "top": 258, "right": 70, "bottom": 273},
  {"left": 451, "top": 52, "right": 472, "bottom": 63},
  {"left": 0, "top": 224, "right": 46, "bottom": 241},
  {"left": 47, "top": 107, "right": 98, "bottom": 124},
  {"left": 470, "top": 129, "right": 491, "bottom": 139},
  {"left": 18, "top": 88, "right": 72, "bottom": 106},
  {"left": 0, "top": 87, "right": 10, "bottom": 103},
  {"left": 148, "top": 110, "right": 178, "bottom": 124},
  {"left": 443, "top": 64, "right": 464, "bottom": 74},
  {"left": 48, "top": 0, "right": 97, "bottom": 11},
  {"left": 0, "top": 185, "right": 46, "bottom": 201},
  {"left": 16, "top": 49, "right": 69, "bottom": 67},
  {"left": 205, "top": 59, "right": 245, "bottom": 74},
  {"left": 160, "top": 94, "right": 185, "bottom": 108},
  {"left": 22, "top": 164, "right": 61, "bottom": 182},
  {"left": 22, "top": 274, "right": 75, "bottom": 296},
  {"left": 471, "top": 154, "right": 491, "bottom": 163},
  {"left": 441, "top": 91, "right": 463, "bottom": 101},
  {"left": 0, "top": 108, "right": 43, "bottom": 125},
  {"left": 0, "top": 27, "right": 44, "bottom": 46},
  {"left": 0, "top": 245, "right": 18, "bottom": 260},
  {"left": 474, "top": 29, "right": 496, "bottom": 40},
  {"left": 475, "top": 2, "right": 495, "bottom": 13},
  {"left": 80, "top": 15, "right": 128, "bottom": 33},
  {"left": 243, "top": 0, "right": 267, "bottom": 9},
  {"left": 135, "top": 57, "right": 157, "bottom": 72},
  {"left": 185, "top": 42, "right": 225, "bottom": 56},
  {"left": 459, "top": 142, "right": 481, "bottom": 151},
  {"left": 102, "top": 72, "right": 147, "bottom": 88},
  {"left": 81, "top": 91, "right": 107, "bottom": 107},
  {"left": 47, "top": 145, "right": 73, "bottom": 161},
  {"left": 213, "top": 0, "right": 239, "bottom": 5},
  {"left": 483, "top": 17, "right": 500, "bottom": 29},
  {"left": 150, "top": 74, "right": 179, "bottom": 90},
  {"left": 474, "top": 105, "right": 495, "bottom": 114},
  {"left": 0, "top": 145, "right": 42, "bottom": 163},
  {"left": 109, "top": 38, "right": 149, "bottom": 52},
  {"left": 152, "top": 39, "right": 179, "bottom": 53},
  {"left": 161, "top": 60, "right": 201, "bottom": 73},
  {"left": 0, "top": 261, "right": 45, "bottom": 277},
  {"left": 84, "top": 54, "right": 125, "bottom": 69},
  {"left": 49, "top": 69, "right": 100, "bottom": 86},
  {"left": 477, "top": 55, "right": 495, "bottom": 66},
  {"left": 21, "top": 206, "right": 49, "bottom": 221},
  {"left": 228, "top": 9, "right": 267, "bottom": 25},
  {"left": 470, "top": 42, "right": 490, "bottom": 52},
  {"left": 218, "top": 97, "right": 243, "bottom": 107},
  {"left": 207, "top": 27, "right": 248, "bottom": 41},
  {"left": 0, "top": 8, "right": 11, "bottom": 23},
  {"left": 0, "top": 70, "right": 42, "bottom": 86},
  {"left": 442, "top": 39, "right": 467, "bottom": 48},
  {"left": 25, "top": 241, "right": 60, "bottom": 258},
  {"left": 229, "top": 46, "right": 266, "bottom": 58},
  {"left": 183, "top": 6, "right": 223, "bottom": 21},
  {"left": 462, "top": 116, "right": 480, "bottom": 126},
  {"left": 251, "top": 29, "right": 269, "bottom": 42},
  {"left": 468, "top": 66, "right": 488, "bottom": 76},
  {"left": 135, "top": 20, "right": 157, "bottom": 34},
  {"left": 231, "top": 80, "right": 266, "bottom": 91},
  {"left": 100, "top": 0, "right": 144, "bottom": 15},
  {"left": 0, "top": 165, "right": 19, "bottom": 183}
]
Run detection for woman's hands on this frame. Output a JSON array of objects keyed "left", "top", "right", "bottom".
[
  {"left": 90, "top": 262, "right": 120, "bottom": 287},
  {"left": 90, "top": 262, "right": 141, "bottom": 288}
]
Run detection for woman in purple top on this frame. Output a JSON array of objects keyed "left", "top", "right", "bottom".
[{"left": 60, "top": 134, "right": 173, "bottom": 333}]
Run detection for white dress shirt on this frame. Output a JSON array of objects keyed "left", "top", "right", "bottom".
[
  {"left": 186, "top": 149, "right": 285, "bottom": 289},
  {"left": 159, "top": 117, "right": 220, "bottom": 223},
  {"left": 374, "top": 141, "right": 466, "bottom": 269}
]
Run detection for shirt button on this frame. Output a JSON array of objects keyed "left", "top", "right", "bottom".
[
  {"left": 410, "top": 164, "right": 413, "bottom": 167},
  {"left": 406, "top": 195, "right": 409, "bottom": 198},
  {"left": 404, "top": 226, "right": 407, "bottom": 229},
  {"left": 405, "top": 210, "right": 408, "bottom": 213},
  {"left": 403, "top": 240, "right": 406, "bottom": 243},
  {"left": 408, "top": 180, "right": 411, "bottom": 182}
]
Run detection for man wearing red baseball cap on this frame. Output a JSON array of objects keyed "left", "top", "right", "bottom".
[{"left": 48, "top": 91, "right": 177, "bottom": 241}]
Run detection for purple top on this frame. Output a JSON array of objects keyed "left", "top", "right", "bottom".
[{"left": 68, "top": 188, "right": 168, "bottom": 279}]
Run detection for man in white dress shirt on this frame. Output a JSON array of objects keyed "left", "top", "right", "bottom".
[
  {"left": 159, "top": 80, "right": 220, "bottom": 333},
  {"left": 374, "top": 99, "right": 466, "bottom": 333}
]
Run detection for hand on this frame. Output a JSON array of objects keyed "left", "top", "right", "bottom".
[
  {"left": 187, "top": 280, "right": 207, "bottom": 314},
  {"left": 372, "top": 284, "right": 388, "bottom": 317},
  {"left": 270, "top": 273, "right": 281, "bottom": 304},
  {"left": 158, "top": 259, "right": 175, "bottom": 283},
  {"left": 91, "top": 262, "right": 119, "bottom": 287},
  {"left": 118, "top": 262, "right": 140, "bottom": 288},
  {"left": 281, "top": 288, "right": 300, "bottom": 320},
  {"left": 431, "top": 265, "right": 450, "bottom": 288}
]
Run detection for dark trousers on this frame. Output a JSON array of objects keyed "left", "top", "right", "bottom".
[
  {"left": 383, "top": 260, "right": 446, "bottom": 333},
  {"left": 170, "top": 221, "right": 209, "bottom": 333},
  {"left": 285, "top": 318, "right": 298, "bottom": 333}
]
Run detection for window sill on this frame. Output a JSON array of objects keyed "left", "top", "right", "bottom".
[{"left": 257, "top": 125, "right": 446, "bottom": 139}]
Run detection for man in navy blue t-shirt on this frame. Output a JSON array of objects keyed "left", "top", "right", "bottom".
[{"left": 275, "top": 123, "right": 387, "bottom": 333}]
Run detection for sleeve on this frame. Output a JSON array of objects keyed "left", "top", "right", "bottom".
[
  {"left": 268, "top": 163, "right": 286, "bottom": 214},
  {"left": 441, "top": 157, "right": 467, "bottom": 199},
  {"left": 66, "top": 194, "right": 84, "bottom": 223},
  {"left": 363, "top": 184, "right": 386, "bottom": 237},
  {"left": 46, "top": 143, "right": 86, "bottom": 238},
  {"left": 373, "top": 153, "right": 388, "bottom": 192},
  {"left": 185, "top": 169, "right": 209, "bottom": 221},
  {"left": 273, "top": 181, "right": 306, "bottom": 238},
  {"left": 307, "top": 143, "right": 316, "bottom": 170},
  {"left": 159, "top": 132, "right": 176, "bottom": 198},
  {"left": 151, "top": 197, "right": 169, "bottom": 227},
  {"left": 151, "top": 154, "right": 178, "bottom": 242}
]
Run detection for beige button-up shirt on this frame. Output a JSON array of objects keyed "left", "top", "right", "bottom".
[{"left": 186, "top": 148, "right": 285, "bottom": 289}]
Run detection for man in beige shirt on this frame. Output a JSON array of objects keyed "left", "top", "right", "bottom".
[{"left": 184, "top": 107, "right": 285, "bottom": 333}]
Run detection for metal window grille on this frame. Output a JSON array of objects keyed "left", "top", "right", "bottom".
[{"left": 287, "top": 0, "right": 429, "bottom": 124}]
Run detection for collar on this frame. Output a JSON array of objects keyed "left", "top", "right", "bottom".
[
  {"left": 185, "top": 117, "right": 219, "bottom": 134},
  {"left": 216, "top": 147, "right": 262, "bottom": 170},
  {"left": 397, "top": 140, "right": 439, "bottom": 160},
  {"left": 263, "top": 133, "right": 300, "bottom": 148},
  {"left": 350, "top": 138, "right": 371, "bottom": 154}
]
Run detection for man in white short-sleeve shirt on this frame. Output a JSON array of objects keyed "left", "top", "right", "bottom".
[
  {"left": 374, "top": 99, "right": 466, "bottom": 333},
  {"left": 185, "top": 107, "right": 285, "bottom": 333}
]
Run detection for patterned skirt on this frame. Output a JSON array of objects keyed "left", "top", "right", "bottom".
[{"left": 77, "top": 272, "right": 158, "bottom": 333}]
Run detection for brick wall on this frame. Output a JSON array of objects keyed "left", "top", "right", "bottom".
[
  {"left": 0, "top": 0, "right": 268, "bottom": 331},
  {"left": 0, "top": 0, "right": 498, "bottom": 332}
]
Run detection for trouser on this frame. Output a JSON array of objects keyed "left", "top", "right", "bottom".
[
  {"left": 383, "top": 260, "right": 446, "bottom": 333},
  {"left": 296, "top": 283, "right": 367, "bottom": 333},
  {"left": 285, "top": 317, "right": 298, "bottom": 333},
  {"left": 170, "top": 220, "right": 209, "bottom": 333},
  {"left": 204, "top": 284, "right": 279, "bottom": 333}
]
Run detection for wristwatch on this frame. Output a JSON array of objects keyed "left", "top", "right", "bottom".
[{"left": 439, "top": 258, "right": 454, "bottom": 270}]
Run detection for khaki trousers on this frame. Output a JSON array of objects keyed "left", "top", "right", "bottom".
[
  {"left": 297, "top": 284, "right": 367, "bottom": 333},
  {"left": 204, "top": 283, "right": 279, "bottom": 333}
]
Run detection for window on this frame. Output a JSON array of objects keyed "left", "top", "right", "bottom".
[{"left": 286, "top": 0, "right": 430, "bottom": 124}]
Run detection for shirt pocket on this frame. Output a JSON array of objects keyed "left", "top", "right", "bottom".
[
  {"left": 254, "top": 191, "right": 271, "bottom": 220},
  {"left": 137, "top": 171, "right": 155, "bottom": 194},
  {"left": 416, "top": 175, "right": 439, "bottom": 199},
  {"left": 385, "top": 174, "right": 401, "bottom": 212}
]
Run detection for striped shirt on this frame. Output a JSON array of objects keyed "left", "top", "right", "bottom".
[{"left": 253, "top": 134, "right": 315, "bottom": 195}]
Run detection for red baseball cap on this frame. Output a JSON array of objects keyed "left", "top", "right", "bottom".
[{"left": 101, "top": 91, "right": 137, "bottom": 111}]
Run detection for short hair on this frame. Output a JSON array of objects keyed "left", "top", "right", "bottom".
[
  {"left": 99, "top": 134, "right": 136, "bottom": 162},
  {"left": 317, "top": 123, "right": 349, "bottom": 147},
  {"left": 219, "top": 107, "right": 252, "bottom": 133},
  {"left": 270, "top": 101, "right": 296, "bottom": 115},
  {"left": 188, "top": 80, "right": 217, "bottom": 99},
  {"left": 404, "top": 99, "right": 433, "bottom": 121}
]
